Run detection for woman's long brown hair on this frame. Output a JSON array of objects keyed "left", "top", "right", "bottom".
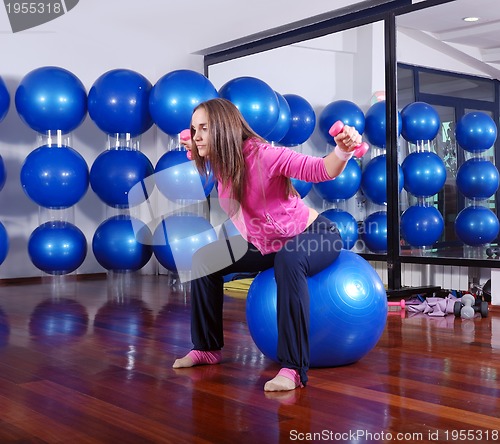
[{"left": 190, "top": 98, "right": 296, "bottom": 213}]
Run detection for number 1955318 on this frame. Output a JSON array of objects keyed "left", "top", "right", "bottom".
[{"left": 5, "top": 2, "right": 63, "bottom": 15}]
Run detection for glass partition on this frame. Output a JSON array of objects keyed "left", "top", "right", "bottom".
[
  {"left": 208, "top": 21, "right": 388, "bottom": 257},
  {"left": 203, "top": 0, "right": 500, "bottom": 293},
  {"left": 396, "top": 0, "right": 500, "bottom": 264}
]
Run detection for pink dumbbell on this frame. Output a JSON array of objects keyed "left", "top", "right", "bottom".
[
  {"left": 328, "top": 120, "right": 369, "bottom": 158},
  {"left": 387, "top": 299, "right": 406, "bottom": 310},
  {"left": 180, "top": 129, "right": 192, "bottom": 160}
]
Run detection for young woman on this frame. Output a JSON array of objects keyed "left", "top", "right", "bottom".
[{"left": 174, "top": 98, "right": 362, "bottom": 392}]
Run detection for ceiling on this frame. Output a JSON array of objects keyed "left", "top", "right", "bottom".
[{"left": 397, "top": 0, "right": 500, "bottom": 75}]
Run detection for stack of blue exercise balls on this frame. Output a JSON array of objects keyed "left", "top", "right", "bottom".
[
  {"left": 400, "top": 102, "right": 445, "bottom": 248},
  {"left": 316, "top": 100, "right": 364, "bottom": 249},
  {"left": 149, "top": 70, "right": 218, "bottom": 202},
  {"left": 454, "top": 111, "right": 499, "bottom": 247},
  {"left": 149, "top": 70, "right": 220, "bottom": 275},
  {"left": 0, "top": 76, "right": 10, "bottom": 267},
  {"left": 314, "top": 100, "right": 363, "bottom": 202},
  {"left": 16, "top": 66, "right": 89, "bottom": 275},
  {"left": 88, "top": 69, "right": 155, "bottom": 208},
  {"left": 361, "top": 100, "right": 404, "bottom": 206},
  {"left": 246, "top": 250, "right": 387, "bottom": 367},
  {"left": 87, "top": 68, "right": 155, "bottom": 273}
]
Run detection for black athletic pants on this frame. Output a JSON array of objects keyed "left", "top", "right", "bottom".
[{"left": 190, "top": 215, "right": 342, "bottom": 385}]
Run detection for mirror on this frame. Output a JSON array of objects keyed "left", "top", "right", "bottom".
[
  {"left": 396, "top": 0, "right": 500, "bottom": 263},
  {"left": 208, "top": 20, "right": 388, "bottom": 256},
  {"left": 204, "top": 0, "right": 500, "bottom": 296}
]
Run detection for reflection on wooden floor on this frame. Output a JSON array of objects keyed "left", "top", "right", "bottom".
[{"left": 0, "top": 274, "right": 499, "bottom": 443}]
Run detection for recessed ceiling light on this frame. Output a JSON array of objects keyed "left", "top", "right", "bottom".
[{"left": 463, "top": 16, "right": 480, "bottom": 22}]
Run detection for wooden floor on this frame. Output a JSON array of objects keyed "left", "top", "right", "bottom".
[{"left": 0, "top": 274, "right": 499, "bottom": 443}]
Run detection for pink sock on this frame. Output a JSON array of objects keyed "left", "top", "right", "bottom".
[
  {"left": 278, "top": 368, "right": 303, "bottom": 387},
  {"left": 187, "top": 350, "right": 222, "bottom": 365}
]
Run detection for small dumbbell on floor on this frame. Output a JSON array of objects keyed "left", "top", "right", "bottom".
[
  {"left": 388, "top": 299, "right": 405, "bottom": 310},
  {"left": 453, "top": 294, "right": 489, "bottom": 319}
]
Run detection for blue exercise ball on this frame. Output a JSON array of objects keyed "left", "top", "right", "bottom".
[
  {"left": 153, "top": 214, "right": 217, "bottom": 272},
  {"left": 155, "top": 150, "right": 214, "bottom": 202},
  {"left": 361, "top": 155, "right": 404, "bottom": 205},
  {"left": 28, "top": 221, "right": 87, "bottom": 275},
  {"left": 364, "top": 100, "right": 402, "bottom": 148},
  {"left": 401, "top": 102, "right": 440, "bottom": 143},
  {"left": 455, "top": 111, "right": 497, "bottom": 153},
  {"left": 0, "top": 76, "right": 10, "bottom": 123},
  {"left": 0, "top": 155, "right": 6, "bottom": 192},
  {"left": 321, "top": 209, "right": 358, "bottom": 250},
  {"left": 149, "top": 69, "right": 219, "bottom": 136},
  {"left": 92, "top": 215, "right": 153, "bottom": 272},
  {"left": 291, "top": 178, "right": 312, "bottom": 198},
  {"left": 266, "top": 91, "right": 291, "bottom": 143},
  {"left": 402, "top": 151, "right": 446, "bottom": 197},
  {"left": 457, "top": 158, "right": 499, "bottom": 200},
  {"left": 246, "top": 250, "right": 387, "bottom": 367},
  {"left": 88, "top": 69, "right": 153, "bottom": 137},
  {"left": 455, "top": 206, "right": 499, "bottom": 246},
  {"left": 90, "top": 149, "right": 154, "bottom": 208},
  {"left": 361, "top": 211, "right": 387, "bottom": 253},
  {"left": 0, "top": 221, "right": 9, "bottom": 266},
  {"left": 279, "top": 94, "right": 316, "bottom": 146},
  {"left": 318, "top": 100, "right": 365, "bottom": 146},
  {"left": 15, "top": 66, "right": 87, "bottom": 134},
  {"left": 219, "top": 76, "right": 279, "bottom": 139},
  {"left": 313, "top": 158, "right": 361, "bottom": 201},
  {"left": 401, "top": 205, "right": 444, "bottom": 247},
  {"left": 20, "top": 145, "right": 89, "bottom": 209}
]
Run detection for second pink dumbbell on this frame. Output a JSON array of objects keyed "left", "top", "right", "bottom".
[
  {"left": 180, "top": 129, "right": 192, "bottom": 160},
  {"left": 328, "top": 120, "right": 369, "bottom": 158}
]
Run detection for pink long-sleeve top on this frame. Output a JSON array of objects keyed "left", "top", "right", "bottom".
[{"left": 217, "top": 137, "right": 332, "bottom": 254}]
